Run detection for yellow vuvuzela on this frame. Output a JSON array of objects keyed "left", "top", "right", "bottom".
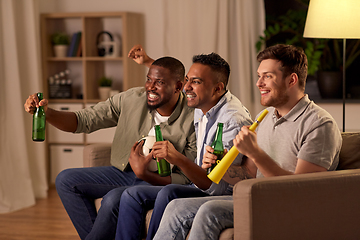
[{"left": 207, "top": 109, "right": 269, "bottom": 184}]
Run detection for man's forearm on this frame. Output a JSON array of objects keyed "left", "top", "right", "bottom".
[
  {"left": 144, "top": 58, "right": 155, "bottom": 68},
  {"left": 46, "top": 108, "right": 78, "bottom": 133},
  {"left": 222, "top": 156, "right": 257, "bottom": 185},
  {"left": 173, "top": 153, "right": 212, "bottom": 190},
  {"left": 139, "top": 171, "right": 171, "bottom": 186},
  {"left": 222, "top": 165, "right": 255, "bottom": 185}
]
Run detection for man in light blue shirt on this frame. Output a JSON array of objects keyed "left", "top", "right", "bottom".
[
  {"left": 193, "top": 89, "right": 252, "bottom": 196},
  {"left": 115, "top": 46, "right": 253, "bottom": 240}
]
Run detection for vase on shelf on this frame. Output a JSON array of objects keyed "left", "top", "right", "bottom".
[
  {"left": 53, "top": 45, "right": 68, "bottom": 58},
  {"left": 98, "top": 87, "right": 111, "bottom": 100}
]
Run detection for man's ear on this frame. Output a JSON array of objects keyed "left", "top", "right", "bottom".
[
  {"left": 175, "top": 80, "right": 183, "bottom": 92},
  {"left": 214, "top": 82, "right": 225, "bottom": 94},
  {"left": 288, "top": 73, "right": 298, "bottom": 87}
]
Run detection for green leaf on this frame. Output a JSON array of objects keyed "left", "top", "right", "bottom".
[
  {"left": 274, "top": 23, "right": 281, "bottom": 32},
  {"left": 256, "top": 41, "right": 262, "bottom": 52},
  {"left": 268, "top": 26, "right": 275, "bottom": 34}
]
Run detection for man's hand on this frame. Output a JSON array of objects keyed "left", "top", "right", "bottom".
[
  {"left": 201, "top": 146, "right": 217, "bottom": 170},
  {"left": 202, "top": 146, "right": 228, "bottom": 170},
  {"left": 24, "top": 93, "right": 48, "bottom": 114},
  {"left": 128, "top": 140, "right": 153, "bottom": 177},
  {"left": 127, "top": 44, "right": 154, "bottom": 68},
  {"left": 151, "top": 141, "right": 212, "bottom": 190},
  {"left": 151, "top": 141, "right": 180, "bottom": 165},
  {"left": 233, "top": 125, "right": 260, "bottom": 159}
]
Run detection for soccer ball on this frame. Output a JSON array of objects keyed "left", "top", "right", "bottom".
[
  {"left": 140, "top": 136, "right": 156, "bottom": 156},
  {"left": 139, "top": 136, "right": 158, "bottom": 171},
  {"left": 138, "top": 136, "right": 173, "bottom": 172}
]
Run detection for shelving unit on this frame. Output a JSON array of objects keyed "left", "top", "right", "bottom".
[
  {"left": 40, "top": 12, "right": 145, "bottom": 183},
  {"left": 40, "top": 12, "right": 145, "bottom": 103}
]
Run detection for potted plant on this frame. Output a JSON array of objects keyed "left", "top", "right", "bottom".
[
  {"left": 51, "top": 32, "right": 70, "bottom": 57},
  {"left": 98, "top": 76, "right": 113, "bottom": 100}
]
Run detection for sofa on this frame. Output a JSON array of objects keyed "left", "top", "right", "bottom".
[{"left": 83, "top": 132, "right": 360, "bottom": 240}]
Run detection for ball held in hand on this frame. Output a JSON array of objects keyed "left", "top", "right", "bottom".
[{"left": 139, "top": 136, "right": 158, "bottom": 172}]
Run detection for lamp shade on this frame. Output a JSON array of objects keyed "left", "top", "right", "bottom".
[{"left": 304, "top": 0, "right": 360, "bottom": 39}]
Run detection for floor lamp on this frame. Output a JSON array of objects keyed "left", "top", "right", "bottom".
[{"left": 303, "top": 0, "right": 360, "bottom": 132}]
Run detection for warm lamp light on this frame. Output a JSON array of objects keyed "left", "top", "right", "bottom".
[
  {"left": 304, "top": 0, "right": 360, "bottom": 39},
  {"left": 303, "top": 0, "right": 360, "bottom": 132}
]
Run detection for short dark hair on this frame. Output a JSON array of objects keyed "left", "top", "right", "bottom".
[
  {"left": 152, "top": 56, "right": 185, "bottom": 82},
  {"left": 192, "top": 52, "right": 230, "bottom": 87},
  {"left": 257, "top": 44, "right": 308, "bottom": 91}
]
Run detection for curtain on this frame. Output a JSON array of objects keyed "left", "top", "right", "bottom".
[
  {"left": 163, "top": 0, "right": 265, "bottom": 116},
  {"left": 0, "top": 0, "right": 47, "bottom": 213}
]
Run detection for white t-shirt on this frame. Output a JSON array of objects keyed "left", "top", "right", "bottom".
[
  {"left": 147, "top": 110, "right": 170, "bottom": 136},
  {"left": 196, "top": 114, "right": 208, "bottom": 166}
]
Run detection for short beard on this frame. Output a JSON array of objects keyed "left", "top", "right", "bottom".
[
  {"left": 261, "top": 93, "right": 289, "bottom": 108},
  {"left": 147, "top": 102, "right": 162, "bottom": 111}
]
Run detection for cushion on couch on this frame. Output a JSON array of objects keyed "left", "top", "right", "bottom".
[
  {"left": 337, "top": 132, "right": 360, "bottom": 170},
  {"left": 83, "top": 143, "right": 112, "bottom": 167}
]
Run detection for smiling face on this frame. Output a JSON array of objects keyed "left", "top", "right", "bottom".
[
  {"left": 184, "top": 63, "right": 222, "bottom": 114},
  {"left": 145, "top": 65, "right": 180, "bottom": 116},
  {"left": 257, "top": 59, "right": 290, "bottom": 108}
]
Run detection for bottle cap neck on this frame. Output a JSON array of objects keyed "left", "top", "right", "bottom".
[{"left": 37, "top": 92, "right": 43, "bottom": 101}]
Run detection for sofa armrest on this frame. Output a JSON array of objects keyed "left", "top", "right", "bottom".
[
  {"left": 233, "top": 169, "right": 360, "bottom": 240},
  {"left": 83, "top": 143, "right": 112, "bottom": 167}
]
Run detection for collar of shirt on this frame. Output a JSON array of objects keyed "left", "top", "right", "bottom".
[
  {"left": 269, "top": 94, "right": 311, "bottom": 126},
  {"left": 194, "top": 90, "right": 229, "bottom": 125},
  {"left": 194, "top": 90, "right": 231, "bottom": 165}
]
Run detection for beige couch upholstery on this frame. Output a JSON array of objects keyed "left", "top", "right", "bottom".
[{"left": 83, "top": 132, "right": 360, "bottom": 240}]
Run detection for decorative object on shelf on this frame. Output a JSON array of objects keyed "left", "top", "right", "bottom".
[
  {"left": 303, "top": 0, "right": 360, "bottom": 132},
  {"left": 48, "top": 69, "right": 72, "bottom": 99},
  {"left": 67, "top": 31, "right": 82, "bottom": 57},
  {"left": 98, "top": 76, "right": 113, "bottom": 100},
  {"left": 51, "top": 32, "right": 70, "bottom": 58},
  {"left": 96, "top": 31, "right": 118, "bottom": 57}
]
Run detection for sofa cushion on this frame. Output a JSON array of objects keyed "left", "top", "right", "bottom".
[
  {"left": 337, "top": 132, "right": 360, "bottom": 170},
  {"left": 219, "top": 228, "right": 234, "bottom": 240},
  {"left": 83, "top": 143, "right": 112, "bottom": 167}
]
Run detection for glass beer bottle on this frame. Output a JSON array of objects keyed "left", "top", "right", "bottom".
[
  {"left": 207, "top": 122, "right": 224, "bottom": 174},
  {"left": 32, "top": 92, "right": 46, "bottom": 141},
  {"left": 154, "top": 125, "right": 171, "bottom": 177}
]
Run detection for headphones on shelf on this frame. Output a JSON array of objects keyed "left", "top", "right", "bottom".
[{"left": 96, "top": 31, "right": 114, "bottom": 57}]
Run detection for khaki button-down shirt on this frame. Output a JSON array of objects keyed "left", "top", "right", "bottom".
[{"left": 75, "top": 87, "right": 197, "bottom": 184}]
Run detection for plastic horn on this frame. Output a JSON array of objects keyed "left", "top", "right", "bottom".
[{"left": 207, "top": 109, "right": 269, "bottom": 184}]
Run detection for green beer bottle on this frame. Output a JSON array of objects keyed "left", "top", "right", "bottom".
[
  {"left": 154, "top": 125, "right": 171, "bottom": 177},
  {"left": 32, "top": 92, "right": 46, "bottom": 141},
  {"left": 207, "top": 122, "right": 224, "bottom": 174}
]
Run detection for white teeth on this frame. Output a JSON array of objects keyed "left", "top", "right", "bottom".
[
  {"left": 260, "top": 90, "right": 269, "bottom": 94},
  {"left": 186, "top": 94, "right": 196, "bottom": 98},
  {"left": 149, "top": 93, "right": 158, "bottom": 99}
]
